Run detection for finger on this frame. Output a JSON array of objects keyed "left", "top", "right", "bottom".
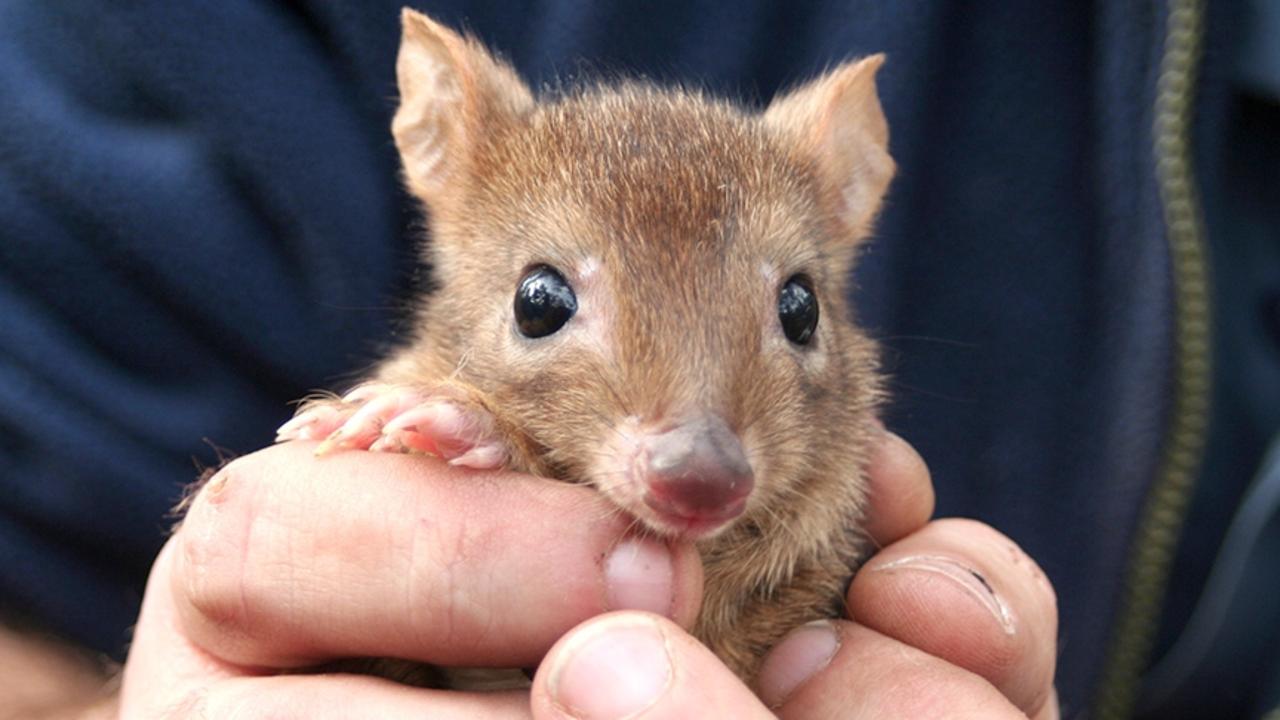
[
  {"left": 530, "top": 612, "right": 773, "bottom": 720},
  {"left": 861, "top": 426, "right": 935, "bottom": 547},
  {"left": 172, "top": 442, "right": 703, "bottom": 669},
  {"left": 124, "top": 541, "right": 534, "bottom": 719},
  {"left": 846, "top": 518, "right": 1058, "bottom": 716},
  {"left": 760, "top": 622, "right": 1027, "bottom": 718},
  {"left": 198, "top": 675, "right": 529, "bottom": 720}
]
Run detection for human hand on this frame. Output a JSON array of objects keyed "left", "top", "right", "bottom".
[
  {"left": 118, "top": 442, "right": 704, "bottom": 718},
  {"left": 526, "top": 430, "right": 1060, "bottom": 719}
]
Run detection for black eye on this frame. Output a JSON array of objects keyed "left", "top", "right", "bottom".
[
  {"left": 515, "top": 265, "right": 578, "bottom": 338},
  {"left": 778, "top": 275, "right": 819, "bottom": 345}
]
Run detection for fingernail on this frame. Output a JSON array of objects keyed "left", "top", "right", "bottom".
[
  {"left": 313, "top": 433, "right": 344, "bottom": 456},
  {"left": 549, "top": 618, "right": 671, "bottom": 719},
  {"left": 873, "top": 554, "right": 1016, "bottom": 634},
  {"left": 756, "top": 620, "right": 841, "bottom": 708},
  {"left": 604, "top": 537, "right": 674, "bottom": 616},
  {"left": 382, "top": 403, "right": 448, "bottom": 434}
]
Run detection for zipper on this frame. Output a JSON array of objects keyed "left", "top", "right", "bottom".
[{"left": 1093, "top": 0, "right": 1213, "bottom": 717}]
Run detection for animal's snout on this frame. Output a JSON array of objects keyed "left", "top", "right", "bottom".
[{"left": 641, "top": 414, "right": 754, "bottom": 528}]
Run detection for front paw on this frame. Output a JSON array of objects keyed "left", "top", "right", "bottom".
[{"left": 275, "top": 383, "right": 509, "bottom": 470}]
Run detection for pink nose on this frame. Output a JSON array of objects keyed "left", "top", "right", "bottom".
[{"left": 642, "top": 415, "right": 754, "bottom": 522}]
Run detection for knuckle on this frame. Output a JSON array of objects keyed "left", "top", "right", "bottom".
[
  {"left": 192, "top": 455, "right": 256, "bottom": 510},
  {"left": 408, "top": 512, "right": 499, "bottom": 651},
  {"left": 174, "top": 457, "right": 267, "bottom": 641}
]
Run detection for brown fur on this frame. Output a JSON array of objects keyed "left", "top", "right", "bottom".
[{"left": 327, "top": 9, "right": 894, "bottom": 683}]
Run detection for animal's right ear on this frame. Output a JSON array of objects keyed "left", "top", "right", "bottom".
[{"left": 393, "top": 9, "right": 534, "bottom": 204}]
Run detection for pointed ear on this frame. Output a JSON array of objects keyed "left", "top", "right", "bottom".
[
  {"left": 392, "top": 9, "right": 534, "bottom": 204},
  {"left": 764, "top": 55, "right": 894, "bottom": 233}
]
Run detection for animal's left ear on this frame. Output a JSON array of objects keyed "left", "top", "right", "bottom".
[
  {"left": 764, "top": 55, "right": 894, "bottom": 234},
  {"left": 393, "top": 8, "right": 534, "bottom": 206}
]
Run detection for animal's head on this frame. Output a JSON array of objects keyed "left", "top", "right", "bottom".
[{"left": 394, "top": 8, "right": 892, "bottom": 541}]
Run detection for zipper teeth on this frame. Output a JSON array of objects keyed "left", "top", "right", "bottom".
[{"left": 1094, "top": 0, "right": 1213, "bottom": 718}]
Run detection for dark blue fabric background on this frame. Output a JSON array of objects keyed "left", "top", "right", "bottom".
[{"left": 0, "top": 1, "right": 1273, "bottom": 715}]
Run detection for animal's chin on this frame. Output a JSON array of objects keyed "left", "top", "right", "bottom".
[{"left": 636, "top": 495, "right": 748, "bottom": 541}]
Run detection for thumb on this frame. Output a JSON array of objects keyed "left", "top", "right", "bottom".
[{"left": 530, "top": 612, "right": 773, "bottom": 720}]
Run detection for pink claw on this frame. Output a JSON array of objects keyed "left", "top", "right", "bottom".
[
  {"left": 275, "top": 412, "right": 318, "bottom": 442},
  {"left": 449, "top": 443, "right": 508, "bottom": 470},
  {"left": 293, "top": 383, "right": 511, "bottom": 469},
  {"left": 315, "top": 388, "right": 428, "bottom": 455},
  {"left": 368, "top": 434, "right": 407, "bottom": 453},
  {"left": 381, "top": 402, "right": 464, "bottom": 436},
  {"left": 276, "top": 404, "right": 350, "bottom": 443},
  {"left": 379, "top": 401, "right": 507, "bottom": 469}
]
